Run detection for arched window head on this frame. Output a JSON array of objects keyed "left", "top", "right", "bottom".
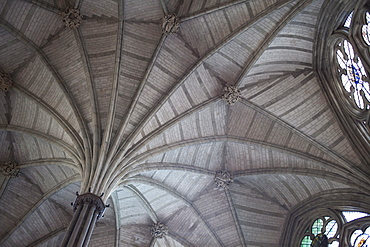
[{"left": 300, "top": 211, "right": 370, "bottom": 247}]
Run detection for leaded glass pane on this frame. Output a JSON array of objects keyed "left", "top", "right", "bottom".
[
  {"left": 312, "top": 219, "right": 324, "bottom": 235},
  {"left": 328, "top": 241, "right": 339, "bottom": 247},
  {"left": 301, "top": 236, "right": 312, "bottom": 247},
  {"left": 353, "top": 233, "right": 370, "bottom": 246},
  {"left": 344, "top": 11, "right": 353, "bottom": 28},
  {"left": 343, "top": 40, "right": 355, "bottom": 59},
  {"left": 336, "top": 40, "right": 370, "bottom": 109},
  {"left": 351, "top": 230, "right": 364, "bottom": 245},
  {"left": 362, "top": 12, "right": 370, "bottom": 45},
  {"left": 325, "top": 220, "right": 338, "bottom": 238},
  {"left": 343, "top": 211, "right": 370, "bottom": 222},
  {"left": 311, "top": 234, "right": 328, "bottom": 247}
]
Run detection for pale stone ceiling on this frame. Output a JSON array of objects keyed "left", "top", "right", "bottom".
[{"left": 0, "top": 0, "right": 369, "bottom": 246}]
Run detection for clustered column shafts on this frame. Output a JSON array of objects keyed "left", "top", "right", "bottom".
[
  {"left": 151, "top": 222, "right": 168, "bottom": 239},
  {"left": 161, "top": 14, "right": 180, "bottom": 34},
  {"left": 61, "top": 193, "right": 109, "bottom": 247},
  {"left": 0, "top": 71, "right": 13, "bottom": 92}
]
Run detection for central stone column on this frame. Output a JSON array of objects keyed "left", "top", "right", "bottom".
[{"left": 61, "top": 193, "right": 107, "bottom": 247}]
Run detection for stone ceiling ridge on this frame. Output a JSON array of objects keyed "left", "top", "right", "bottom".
[{"left": 0, "top": 0, "right": 369, "bottom": 246}]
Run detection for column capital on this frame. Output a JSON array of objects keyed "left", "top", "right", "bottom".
[{"left": 72, "top": 193, "right": 107, "bottom": 219}]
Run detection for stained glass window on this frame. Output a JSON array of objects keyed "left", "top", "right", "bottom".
[
  {"left": 350, "top": 227, "right": 370, "bottom": 247},
  {"left": 311, "top": 234, "right": 328, "bottom": 247},
  {"left": 343, "top": 211, "right": 370, "bottom": 222},
  {"left": 300, "top": 217, "right": 338, "bottom": 247},
  {"left": 312, "top": 219, "right": 324, "bottom": 235},
  {"left": 330, "top": 242, "right": 340, "bottom": 246},
  {"left": 325, "top": 220, "right": 338, "bottom": 238},
  {"left": 362, "top": 12, "right": 370, "bottom": 45},
  {"left": 344, "top": 11, "right": 353, "bottom": 28},
  {"left": 300, "top": 211, "right": 369, "bottom": 247},
  {"left": 301, "top": 235, "right": 311, "bottom": 247},
  {"left": 336, "top": 40, "right": 370, "bottom": 110},
  {"left": 333, "top": 9, "right": 370, "bottom": 131}
]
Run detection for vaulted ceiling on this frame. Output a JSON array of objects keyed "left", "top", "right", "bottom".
[{"left": 0, "top": 0, "right": 369, "bottom": 246}]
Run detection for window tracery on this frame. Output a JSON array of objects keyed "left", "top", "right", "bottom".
[
  {"left": 300, "top": 211, "right": 370, "bottom": 247},
  {"left": 300, "top": 217, "right": 339, "bottom": 247},
  {"left": 329, "top": 6, "right": 370, "bottom": 134},
  {"left": 336, "top": 39, "right": 370, "bottom": 110}
]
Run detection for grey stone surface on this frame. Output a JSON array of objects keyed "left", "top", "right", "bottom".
[{"left": 0, "top": 0, "right": 369, "bottom": 246}]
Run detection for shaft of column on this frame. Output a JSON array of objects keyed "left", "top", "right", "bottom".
[
  {"left": 82, "top": 210, "right": 99, "bottom": 247},
  {"left": 61, "top": 204, "right": 83, "bottom": 247},
  {"left": 76, "top": 205, "right": 96, "bottom": 246},
  {"left": 61, "top": 193, "right": 107, "bottom": 247},
  {"left": 67, "top": 203, "right": 91, "bottom": 247}
]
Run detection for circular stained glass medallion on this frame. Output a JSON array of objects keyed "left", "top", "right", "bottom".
[{"left": 336, "top": 40, "right": 370, "bottom": 109}]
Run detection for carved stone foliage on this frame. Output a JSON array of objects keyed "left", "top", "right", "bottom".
[
  {"left": 0, "top": 72, "right": 13, "bottom": 92},
  {"left": 151, "top": 222, "right": 168, "bottom": 239},
  {"left": 72, "top": 193, "right": 107, "bottom": 220},
  {"left": 214, "top": 170, "right": 233, "bottom": 189},
  {"left": 161, "top": 14, "right": 180, "bottom": 35},
  {"left": 62, "top": 8, "right": 82, "bottom": 29},
  {"left": 1, "top": 161, "right": 20, "bottom": 178},
  {"left": 221, "top": 86, "right": 241, "bottom": 105}
]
